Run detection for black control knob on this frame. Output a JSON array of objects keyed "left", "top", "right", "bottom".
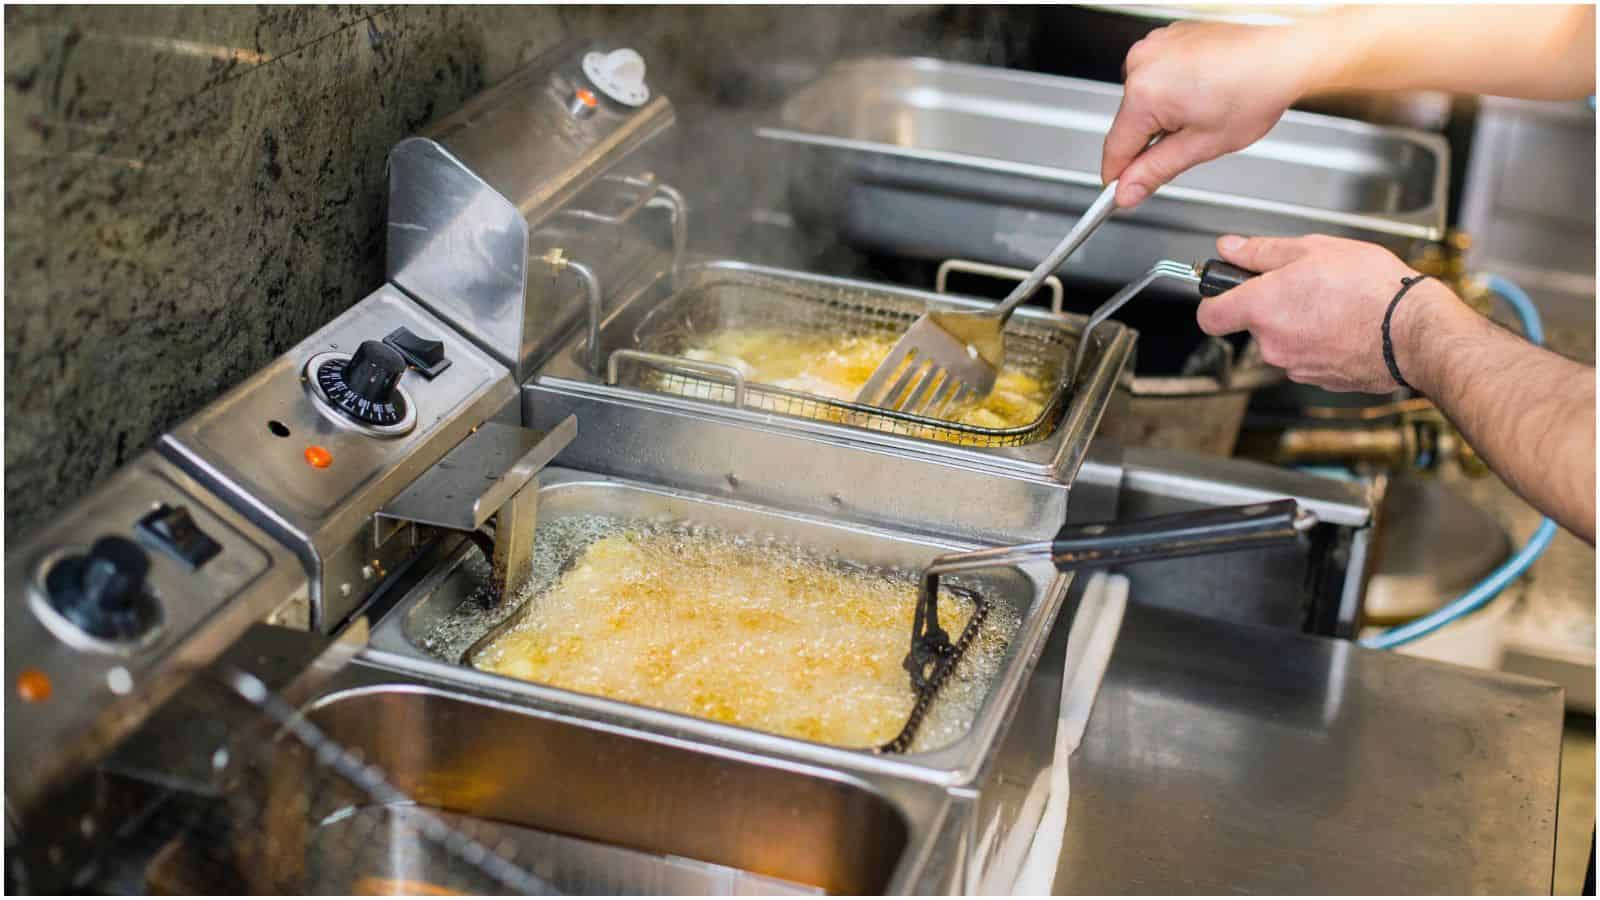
[
  {"left": 314, "top": 340, "right": 412, "bottom": 430},
  {"left": 342, "top": 340, "right": 407, "bottom": 406},
  {"left": 43, "top": 536, "right": 161, "bottom": 643}
]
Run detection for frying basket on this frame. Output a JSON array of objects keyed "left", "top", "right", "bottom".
[{"left": 607, "top": 274, "right": 1078, "bottom": 448}]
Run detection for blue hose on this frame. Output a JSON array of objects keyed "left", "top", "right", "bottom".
[{"left": 1360, "top": 273, "right": 1558, "bottom": 649}]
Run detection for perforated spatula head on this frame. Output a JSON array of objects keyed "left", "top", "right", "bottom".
[{"left": 854, "top": 310, "right": 1002, "bottom": 417}]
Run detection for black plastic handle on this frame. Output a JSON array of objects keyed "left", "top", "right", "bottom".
[
  {"left": 1051, "top": 499, "right": 1307, "bottom": 571},
  {"left": 1198, "top": 259, "right": 1258, "bottom": 297}
]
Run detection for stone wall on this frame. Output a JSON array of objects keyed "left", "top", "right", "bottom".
[{"left": 3, "top": 5, "right": 1024, "bottom": 535}]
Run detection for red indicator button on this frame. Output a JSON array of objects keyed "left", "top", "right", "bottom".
[
  {"left": 575, "top": 88, "right": 598, "bottom": 108},
  {"left": 304, "top": 446, "right": 333, "bottom": 469}
]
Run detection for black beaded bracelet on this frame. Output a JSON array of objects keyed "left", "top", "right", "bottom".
[{"left": 1382, "top": 273, "right": 1433, "bottom": 392}]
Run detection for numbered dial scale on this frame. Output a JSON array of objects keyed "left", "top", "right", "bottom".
[{"left": 305, "top": 340, "right": 418, "bottom": 436}]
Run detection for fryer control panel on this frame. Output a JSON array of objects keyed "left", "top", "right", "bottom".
[
  {"left": 160, "top": 285, "right": 517, "bottom": 631},
  {"left": 3, "top": 452, "right": 305, "bottom": 817}
]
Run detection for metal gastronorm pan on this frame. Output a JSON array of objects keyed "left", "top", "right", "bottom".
[{"left": 759, "top": 57, "right": 1449, "bottom": 286}]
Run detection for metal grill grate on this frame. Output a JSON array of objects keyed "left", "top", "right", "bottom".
[{"left": 612, "top": 275, "right": 1078, "bottom": 448}]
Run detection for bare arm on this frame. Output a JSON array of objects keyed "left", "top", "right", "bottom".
[
  {"left": 1307, "top": 4, "right": 1596, "bottom": 100},
  {"left": 1198, "top": 234, "right": 1596, "bottom": 544},
  {"left": 1104, "top": 5, "right": 1597, "bottom": 206},
  {"left": 1400, "top": 282, "right": 1597, "bottom": 544}
]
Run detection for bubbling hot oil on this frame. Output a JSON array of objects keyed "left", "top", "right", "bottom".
[
  {"left": 429, "top": 515, "right": 1019, "bottom": 752},
  {"left": 672, "top": 328, "right": 1050, "bottom": 430}
]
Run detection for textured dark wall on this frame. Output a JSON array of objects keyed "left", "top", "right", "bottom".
[{"left": 3, "top": 5, "right": 1025, "bottom": 537}]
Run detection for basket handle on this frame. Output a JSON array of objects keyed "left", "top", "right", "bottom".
[
  {"left": 935, "top": 259, "right": 1065, "bottom": 313},
  {"left": 605, "top": 349, "right": 748, "bottom": 409}
]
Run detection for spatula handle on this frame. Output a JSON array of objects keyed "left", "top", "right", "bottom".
[
  {"left": 995, "top": 134, "right": 1167, "bottom": 323},
  {"left": 1198, "top": 259, "right": 1258, "bottom": 297}
]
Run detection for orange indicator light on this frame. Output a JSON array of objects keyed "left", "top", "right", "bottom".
[
  {"left": 17, "top": 668, "right": 51, "bottom": 703},
  {"left": 304, "top": 446, "right": 333, "bottom": 468}
]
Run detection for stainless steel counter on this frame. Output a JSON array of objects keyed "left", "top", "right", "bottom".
[{"left": 1054, "top": 602, "right": 1563, "bottom": 894}]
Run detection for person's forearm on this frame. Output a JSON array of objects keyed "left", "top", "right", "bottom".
[
  {"left": 1290, "top": 5, "right": 1596, "bottom": 101},
  {"left": 1401, "top": 285, "right": 1596, "bottom": 543}
]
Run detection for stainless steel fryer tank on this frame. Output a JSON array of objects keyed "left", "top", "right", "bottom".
[
  {"left": 531, "top": 259, "right": 1132, "bottom": 496},
  {"left": 359, "top": 467, "right": 1078, "bottom": 886},
  {"left": 366, "top": 469, "right": 1069, "bottom": 770},
  {"left": 759, "top": 57, "right": 1449, "bottom": 287}
]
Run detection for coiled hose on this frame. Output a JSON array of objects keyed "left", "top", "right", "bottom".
[{"left": 1360, "top": 274, "right": 1559, "bottom": 649}]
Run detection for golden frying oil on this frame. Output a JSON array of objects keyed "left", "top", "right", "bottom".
[
  {"left": 675, "top": 328, "right": 1049, "bottom": 430},
  {"left": 468, "top": 518, "right": 998, "bottom": 749}
]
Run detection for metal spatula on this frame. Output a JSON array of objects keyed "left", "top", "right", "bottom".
[
  {"left": 856, "top": 175, "right": 1126, "bottom": 415},
  {"left": 857, "top": 134, "right": 1166, "bottom": 416}
]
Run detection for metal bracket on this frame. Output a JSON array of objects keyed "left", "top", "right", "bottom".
[
  {"left": 378, "top": 418, "right": 574, "bottom": 532},
  {"left": 376, "top": 417, "right": 576, "bottom": 599}
]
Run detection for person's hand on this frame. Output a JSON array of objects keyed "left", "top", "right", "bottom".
[
  {"left": 1101, "top": 21, "right": 1317, "bottom": 208},
  {"left": 1196, "top": 234, "right": 1472, "bottom": 394}
]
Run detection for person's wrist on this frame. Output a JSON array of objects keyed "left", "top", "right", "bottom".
[
  {"left": 1282, "top": 11, "right": 1360, "bottom": 96},
  {"left": 1388, "top": 276, "right": 1469, "bottom": 395}
]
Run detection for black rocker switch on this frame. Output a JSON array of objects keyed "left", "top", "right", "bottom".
[
  {"left": 136, "top": 504, "right": 222, "bottom": 570},
  {"left": 384, "top": 326, "right": 452, "bottom": 379}
]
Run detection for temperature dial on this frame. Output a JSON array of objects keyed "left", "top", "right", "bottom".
[
  {"left": 342, "top": 340, "right": 406, "bottom": 406},
  {"left": 307, "top": 342, "right": 417, "bottom": 436}
]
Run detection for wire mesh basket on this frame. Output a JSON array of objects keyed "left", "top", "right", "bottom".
[{"left": 609, "top": 272, "right": 1079, "bottom": 448}]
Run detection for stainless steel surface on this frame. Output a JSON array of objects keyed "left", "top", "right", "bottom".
[
  {"left": 302, "top": 663, "right": 957, "bottom": 895},
  {"left": 1120, "top": 445, "right": 1372, "bottom": 528},
  {"left": 1053, "top": 601, "right": 1563, "bottom": 893},
  {"left": 1070, "top": 258, "right": 1199, "bottom": 389},
  {"left": 526, "top": 381, "right": 1096, "bottom": 545},
  {"left": 4, "top": 452, "right": 306, "bottom": 818},
  {"left": 761, "top": 58, "right": 1447, "bottom": 286},
  {"left": 303, "top": 805, "right": 823, "bottom": 895},
  {"left": 101, "top": 622, "right": 367, "bottom": 798},
  {"left": 1364, "top": 476, "right": 1510, "bottom": 622},
  {"left": 378, "top": 418, "right": 577, "bottom": 533},
  {"left": 1111, "top": 446, "right": 1372, "bottom": 636},
  {"left": 536, "top": 260, "right": 1137, "bottom": 482},
  {"left": 1459, "top": 96, "right": 1596, "bottom": 322},
  {"left": 387, "top": 43, "right": 676, "bottom": 382},
  {"left": 365, "top": 468, "right": 1068, "bottom": 780},
  {"left": 160, "top": 285, "right": 516, "bottom": 630}
]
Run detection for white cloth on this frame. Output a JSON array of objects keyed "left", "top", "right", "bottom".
[{"left": 1004, "top": 572, "right": 1129, "bottom": 896}]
